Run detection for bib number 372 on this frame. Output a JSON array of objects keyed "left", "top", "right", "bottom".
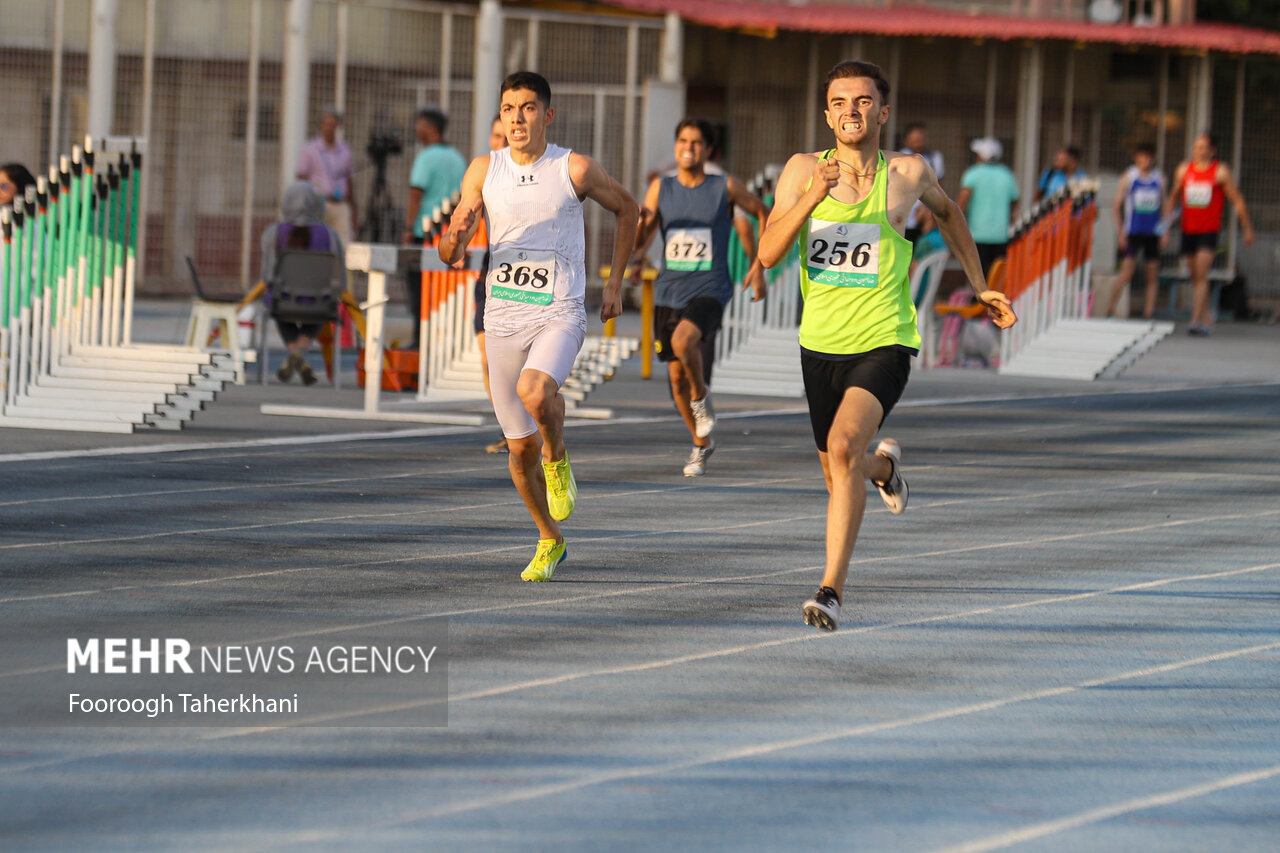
[
  {"left": 488, "top": 249, "right": 556, "bottom": 306},
  {"left": 806, "top": 219, "right": 879, "bottom": 288}
]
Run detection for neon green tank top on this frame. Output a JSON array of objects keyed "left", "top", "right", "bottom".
[{"left": 798, "top": 150, "right": 920, "bottom": 355}]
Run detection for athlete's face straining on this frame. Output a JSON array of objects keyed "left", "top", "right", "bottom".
[
  {"left": 500, "top": 88, "right": 552, "bottom": 152},
  {"left": 674, "top": 128, "right": 708, "bottom": 171},
  {"left": 824, "top": 77, "right": 887, "bottom": 147}
]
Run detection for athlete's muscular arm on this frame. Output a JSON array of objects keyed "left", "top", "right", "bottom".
[
  {"left": 726, "top": 175, "right": 771, "bottom": 301},
  {"left": 920, "top": 177, "right": 1017, "bottom": 330},
  {"left": 570, "top": 152, "right": 640, "bottom": 323},
  {"left": 758, "top": 153, "right": 837, "bottom": 268},
  {"left": 438, "top": 156, "right": 489, "bottom": 265},
  {"left": 629, "top": 178, "right": 662, "bottom": 283},
  {"left": 1217, "top": 163, "right": 1256, "bottom": 246}
]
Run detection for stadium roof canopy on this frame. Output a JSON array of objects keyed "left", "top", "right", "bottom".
[{"left": 595, "top": 0, "right": 1280, "bottom": 56}]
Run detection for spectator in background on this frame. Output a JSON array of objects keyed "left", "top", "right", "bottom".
[
  {"left": 900, "top": 122, "right": 944, "bottom": 244},
  {"left": 1105, "top": 142, "right": 1167, "bottom": 320},
  {"left": 295, "top": 107, "right": 358, "bottom": 245},
  {"left": 1034, "top": 145, "right": 1086, "bottom": 203},
  {"left": 402, "top": 107, "right": 466, "bottom": 348},
  {"left": 260, "top": 182, "right": 345, "bottom": 386},
  {"left": 0, "top": 163, "right": 36, "bottom": 207},
  {"left": 956, "top": 137, "right": 1020, "bottom": 276}
]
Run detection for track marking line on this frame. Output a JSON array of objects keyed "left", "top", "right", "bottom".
[{"left": 931, "top": 763, "right": 1280, "bottom": 853}]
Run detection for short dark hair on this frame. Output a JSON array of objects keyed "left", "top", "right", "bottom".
[
  {"left": 1064, "top": 145, "right": 1082, "bottom": 162},
  {"left": 674, "top": 117, "right": 715, "bottom": 147},
  {"left": 416, "top": 107, "right": 448, "bottom": 135},
  {"left": 1198, "top": 131, "right": 1218, "bottom": 149},
  {"left": 822, "top": 60, "right": 890, "bottom": 107},
  {"left": 0, "top": 163, "right": 35, "bottom": 194},
  {"left": 903, "top": 122, "right": 927, "bottom": 136},
  {"left": 1134, "top": 142, "right": 1155, "bottom": 156},
  {"left": 501, "top": 71, "right": 552, "bottom": 108}
]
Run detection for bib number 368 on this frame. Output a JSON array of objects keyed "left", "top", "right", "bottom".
[
  {"left": 806, "top": 219, "right": 879, "bottom": 288},
  {"left": 489, "top": 250, "right": 556, "bottom": 306}
]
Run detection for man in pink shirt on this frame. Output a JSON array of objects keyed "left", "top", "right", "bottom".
[{"left": 296, "top": 107, "right": 358, "bottom": 245}]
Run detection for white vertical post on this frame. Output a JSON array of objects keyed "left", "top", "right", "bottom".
[
  {"left": 1185, "top": 53, "right": 1212, "bottom": 154},
  {"left": 526, "top": 17, "right": 539, "bottom": 72},
  {"left": 49, "top": 0, "right": 66, "bottom": 166},
  {"left": 590, "top": 89, "right": 606, "bottom": 281},
  {"left": 659, "top": 12, "right": 681, "bottom": 83},
  {"left": 439, "top": 10, "right": 452, "bottom": 112},
  {"left": 87, "top": 0, "right": 119, "bottom": 140},
  {"left": 470, "top": 0, "right": 503, "bottom": 159},
  {"left": 623, "top": 23, "right": 639, "bottom": 191},
  {"left": 362, "top": 271, "right": 385, "bottom": 414},
  {"left": 1014, "top": 43, "right": 1043, "bottom": 207},
  {"left": 240, "top": 0, "right": 262, "bottom": 292},
  {"left": 335, "top": 1, "right": 348, "bottom": 116},
  {"left": 280, "top": 0, "right": 312, "bottom": 194},
  {"left": 128, "top": 0, "right": 156, "bottom": 345}
]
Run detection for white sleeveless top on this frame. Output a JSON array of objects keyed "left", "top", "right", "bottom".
[{"left": 482, "top": 144, "right": 587, "bottom": 335}]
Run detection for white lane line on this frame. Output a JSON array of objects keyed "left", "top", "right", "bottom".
[
  {"left": 202, "top": 559, "right": 1280, "bottom": 733},
  {"left": 254, "top": 639, "right": 1280, "bottom": 841},
  {"left": 2, "top": 379, "right": 1274, "bottom": 465},
  {"left": 5, "top": 560, "right": 1275, "bottom": 777},
  {"left": 932, "top": 765, "right": 1280, "bottom": 853}
]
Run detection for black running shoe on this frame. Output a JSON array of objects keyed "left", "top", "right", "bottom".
[{"left": 802, "top": 586, "right": 841, "bottom": 631}]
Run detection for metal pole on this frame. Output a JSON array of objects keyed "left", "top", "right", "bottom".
[
  {"left": 439, "top": 10, "right": 452, "bottom": 113},
  {"left": 87, "top": 0, "right": 119, "bottom": 140},
  {"left": 240, "top": 0, "right": 262, "bottom": 292},
  {"left": 470, "top": 0, "right": 503, "bottom": 159},
  {"left": 335, "top": 0, "right": 348, "bottom": 117},
  {"left": 660, "top": 12, "right": 681, "bottom": 83},
  {"left": 1015, "top": 43, "right": 1043, "bottom": 205},
  {"left": 623, "top": 23, "right": 639, "bottom": 191},
  {"left": 280, "top": 0, "right": 313, "bottom": 194},
  {"left": 805, "top": 45, "right": 819, "bottom": 154},
  {"left": 526, "top": 16, "right": 539, "bottom": 72},
  {"left": 49, "top": 0, "right": 66, "bottom": 166},
  {"left": 886, "top": 40, "right": 900, "bottom": 150}
]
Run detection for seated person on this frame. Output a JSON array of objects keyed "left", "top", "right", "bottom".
[
  {"left": 0, "top": 163, "right": 35, "bottom": 207},
  {"left": 258, "top": 182, "right": 345, "bottom": 385}
]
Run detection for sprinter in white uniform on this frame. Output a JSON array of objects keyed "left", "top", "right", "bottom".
[{"left": 439, "top": 71, "right": 638, "bottom": 582}]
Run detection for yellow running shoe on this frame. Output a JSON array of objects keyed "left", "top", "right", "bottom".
[
  {"left": 520, "top": 538, "right": 567, "bottom": 582},
  {"left": 542, "top": 452, "right": 578, "bottom": 521}
]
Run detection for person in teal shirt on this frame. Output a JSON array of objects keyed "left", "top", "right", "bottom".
[
  {"left": 403, "top": 108, "right": 466, "bottom": 243},
  {"left": 956, "top": 137, "right": 1020, "bottom": 276},
  {"left": 402, "top": 107, "right": 466, "bottom": 347}
]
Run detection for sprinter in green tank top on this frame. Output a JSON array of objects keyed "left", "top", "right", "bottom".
[{"left": 759, "top": 60, "right": 1017, "bottom": 631}]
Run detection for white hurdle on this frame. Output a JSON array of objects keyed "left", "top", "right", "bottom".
[
  {"left": 1, "top": 135, "right": 234, "bottom": 434},
  {"left": 710, "top": 257, "right": 804, "bottom": 397}
]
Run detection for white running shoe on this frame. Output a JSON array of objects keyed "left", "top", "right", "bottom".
[
  {"left": 682, "top": 441, "right": 716, "bottom": 477},
  {"left": 690, "top": 394, "right": 715, "bottom": 438},
  {"left": 873, "top": 439, "right": 908, "bottom": 514},
  {"left": 802, "top": 586, "right": 841, "bottom": 631}
]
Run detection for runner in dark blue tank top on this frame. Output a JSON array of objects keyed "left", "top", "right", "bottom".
[
  {"left": 631, "top": 118, "right": 770, "bottom": 476},
  {"left": 1105, "top": 143, "right": 1168, "bottom": 319}
]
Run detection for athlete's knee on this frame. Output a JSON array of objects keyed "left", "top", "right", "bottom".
[
  {"left": 517, "top": 372, "right": 559, "bottom": 420},
  {"left": 506, "top": 434, "right": 540, "bottom": 469},
  {"left": 670, "top": 321, "right": 702, "bottom": 358},
  {"left": 825, "top": 432, "right": 870, "bottom": 476}
]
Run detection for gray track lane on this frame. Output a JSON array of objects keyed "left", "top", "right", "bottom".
[{"left": 1, "top": 383, "right": 1278, "bottom": 852}]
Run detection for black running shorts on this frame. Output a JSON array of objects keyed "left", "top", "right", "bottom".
[
  {"left": 801, "top": 347, "right": 912, "bottom": 452},
  {"left": 653, "top": 297, "right": 725, "bottom": 364},
  {"left": 1180, "top": 231, "right": 1219, "bottom": 256}
]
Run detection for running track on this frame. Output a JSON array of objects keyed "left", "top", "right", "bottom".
[{"left": 1, "top": 381, "right": 1278, "bottom": 851}]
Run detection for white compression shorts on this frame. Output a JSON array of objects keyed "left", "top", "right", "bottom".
[{"left": 484, "top": 320, "right": 586, "bottom": 439}]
